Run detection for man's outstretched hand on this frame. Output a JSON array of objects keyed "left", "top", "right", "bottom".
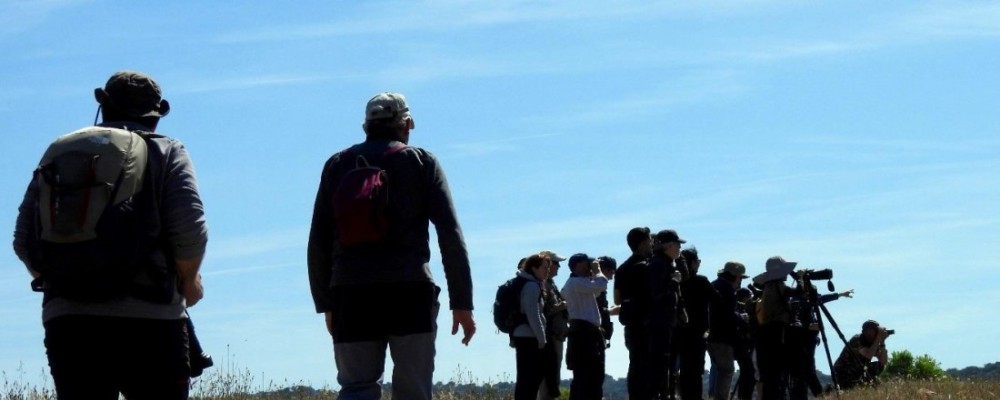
[{"left": 452, "top": 309, "right": 476, "bottom": 346}]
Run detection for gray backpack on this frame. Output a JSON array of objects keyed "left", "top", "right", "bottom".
[{"left": 29, "top": 126, "right": 158, "bottom": 301}]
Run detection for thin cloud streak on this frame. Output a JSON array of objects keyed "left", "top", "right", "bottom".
[
  {"left": 207, "top": 228, "right": 306, "bottom": 260},
  {"left": 212, "top": 1, "right": 772, "bottom": 44},
  {"left": 172, "top": 74, "right": 342, "bottom": 95},
  {"left": 0, "top": 0, "right": 84, "bottom": 36}
]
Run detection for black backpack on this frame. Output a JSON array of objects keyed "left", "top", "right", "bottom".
[
  {"left": 27, "top": 127, "right": 160, "bottom": 302},
  {"left": 492, "top": 275, "right": 532, "bottom": 334}
]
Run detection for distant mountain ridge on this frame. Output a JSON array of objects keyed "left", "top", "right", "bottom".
[{"left": 946, "top": 362, "right": 1000, "bottom": 381}]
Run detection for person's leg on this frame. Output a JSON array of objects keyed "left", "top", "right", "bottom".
[
  {"left": 569, "top": 324, "right": 605, "bottom": 400},
  {"left": 516, "top": 338, "right": 545, "bottom": 400},
  {"left": 735, "top": 348, "right": 756, "bottom": 400},
  {"left": 118, "top": 317, "right": 191, "bottom": 400},
  {"left": 678, "top": 329, "right": 706, "bottom": 400},
  {"left": 707, "top": 342, "right": 735, "bottom": 400},
  {"left": 43, "top": 315, "right": 119, "bottom": 400},
  {"left": 387, "top": 331, "right": 436, "bottom": 400},
  {"left": 335, "top": 340, "right": 389, "bottom": 400}
]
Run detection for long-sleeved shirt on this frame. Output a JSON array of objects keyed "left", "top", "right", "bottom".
[
  {"left": 562, "top": 272, "right": 608, "bottom": 327},
  {"left": 512, "top": 271, "right": 546, "bottom": 346},
  {"left": 307, "top": 138, "right": 473, "bottom": 312},
  {"left": 13, "top": 122, "right": 208, "bottom": 322}
]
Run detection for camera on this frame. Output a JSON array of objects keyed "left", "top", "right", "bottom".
[
  {"left": 886, "top": 329, "right": 896, "bottom": 336},
  {"left": 799, "top": 268, "right": 833, "bottom": 281}
]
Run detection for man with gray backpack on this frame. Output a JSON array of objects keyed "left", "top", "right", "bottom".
[{"left": 13, "top": 70, "right": 209, "bottom": 399}]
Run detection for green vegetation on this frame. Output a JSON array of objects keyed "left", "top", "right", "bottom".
[{"left": 885, "top": 349, "right": 949, "bottom": 381}]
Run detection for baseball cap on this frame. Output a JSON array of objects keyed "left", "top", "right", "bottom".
[
  {"left": 718, "top": 261, "right": 749, "bottom": 279},
  {"left": 539, "top": 250, "right": 566, "bottom": 262},
  {"left": 568, "top": 253, "right": 595, "bottom": 266},
  {"left": 365, "top": 92, "right": 410, "bottom": 122},
  {"left": 95, "top": 71, "right": 170, "bottom": 118},
  {"left": 654, "top": 229, "right": 686, "bottom": 244}
]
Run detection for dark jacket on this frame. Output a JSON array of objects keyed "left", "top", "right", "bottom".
[
  {"left": 614, "top": 254, "right": 649, "bottom": 326},
  {"left": 680, "top": 274, "right": 719, "bottom": 335},
  {"left": 646, "top": 254, "right": 682, "bottom": 330},
  {"left": 708, "top": 276, "right": 741, "bottom": 343},
  {"left": 307, "top": 139, "right": 472, "bottom": 313}
]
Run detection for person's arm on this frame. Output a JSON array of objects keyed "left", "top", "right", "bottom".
[
  {"left": 176, "top": 257, "right": 204, "bottom": 306},
  {"left": 159, "top": 140, "right": 208, "bottom": 306},
  {"left": 422, "top": 151, "right": 476, "bottom": 345},
  {"left": 423, "top": 151, "right": 473, "bottom": 311},
  {"left": 522, "top": 282, "right": 546, "bottom": 348},
  {"left": 13, "top": 175, "right": 41, "bottom": 278},
  {"left": 308, "top": 156, "right": 338, "bottom": 313},
  {"left": 858, "top": 329, "right": 889, "bottom": 359}
]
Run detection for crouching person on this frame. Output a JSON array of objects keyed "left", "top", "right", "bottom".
[{"left": 563, "top": 254, "right": 609, "bottom": 400}]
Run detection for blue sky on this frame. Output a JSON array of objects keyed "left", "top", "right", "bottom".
[{"left": 2, "top": 0, "right": 998, "bottom": 391}]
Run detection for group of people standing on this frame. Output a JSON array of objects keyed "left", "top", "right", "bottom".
[{"left": 508, "top": 226, "right": 884, "bottom": 400}]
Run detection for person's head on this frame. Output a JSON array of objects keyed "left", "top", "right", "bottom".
[
  {"left": 94, "top": 71, "right": 170, "bottom": 131},
  {"left": 626, "top": 227, "right": 653, "bottom": 256},
  {"left": 736, "top": 287, "right": 752, "bottom": 303},
  {"left": 681, "top": 247, "right": 700, "bottom": 275},
  {"left": 517, "top": 257, "right": 527, "bottom": 271},
  {"left": 523, "top": 253, "right": 552, "bottom": 281},
  {"left": 597, "top": 256, "right": 617, "bottom": 280},
  {"left": 538, "top": 250, "right": 566, "bottom": 279},
  {"left": 862, "top": 320, "right": 881, "bottom": 342},
  {"left": 753, "top": 255, "right": 798, "bottom": 286},
  {"left": 362, "top": 92, "right": 414, "bottom": 143},
  {"left": 654, "top": 229, "right": 685, "bottom": 260},
  {"left": 568, "top": 253, "right": 595, "bottom": 276},
  {"left": 718, "top": 261, "right": 749, "bottom": 289}
]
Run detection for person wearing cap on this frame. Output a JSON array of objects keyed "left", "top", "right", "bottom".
[
  {"left": 307, "top": 92, "right": 475, "bottom": 400},
  {"left": 613, "top": 227, "right": 654, "bottom": 399},
  {"left": 706, "top": 261, "right": 749, "bottom": 400},
  {"left": 561, "top": 253, "right": 609, "bottom": 400},
  {"left": 833, "top": 320, "right": 890, "bottom": 390},
  {"left": 13, "top": 71, "right": 208, "bottom": 398},
  {"left": 647, "top": 229, "right": 688, "bottom": 399},
  {"left": 752, "top": 256, "right": 799, "bottom": 399},
  {"left": 674, "top": 247, "right": 721, "bottom": 400},
  {"left": 535, "top": 250, "right": 569, "bottom": 400}
]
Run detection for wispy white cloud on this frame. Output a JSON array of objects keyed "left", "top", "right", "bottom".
[
  {"left": 897, "top": 3, "right": 1000, "bottom": 39},
  {"left": 0, "top": 0, "right": 85, "bottom": 36},
  {"left": 172, "top": 74, "right": 343, "bottom": 95},
  {"left": 212, "top": 1, "right": 775, "bottom": 44},
  {"left": 446, "top": 132, "right": 565, "bottom": 158},
  {"left": 207, "top": 228, "right": 306, "bottom": 261}
]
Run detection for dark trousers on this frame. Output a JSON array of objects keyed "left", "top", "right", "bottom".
[
  {"left": 756, "top": 324, "right": 790, "bottom": 400},
  {"left": 567, "top": 320, "right": 605, "bottom": 400},
  {"left": 673, "top": 326, "right": 707, "bottom": 400},
  {"left": 734, "top": 343, "right": 756, "bottom": 400},
  {"left": 648, "top": 326, "right": 674, "bottom": 400},
  {"left": 624, "top": 325, "right": 651, "bottom": 399},
  {"left": 44, "top": 315, "right": 190, "bottom": 400},
  {"left": 788, "top": 330, "right": 822, "bottom": 400},
  {"left": 514, "top": 337, "right": 546, "bottom": 400}
]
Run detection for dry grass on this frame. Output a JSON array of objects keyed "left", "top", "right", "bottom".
[{"left": 3, "top": 366, "right": 999, "bottom": 399}]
